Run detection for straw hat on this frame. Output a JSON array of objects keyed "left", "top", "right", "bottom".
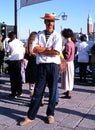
[{"left": 41, "top": 13, "right": 59, "bottom": 20}]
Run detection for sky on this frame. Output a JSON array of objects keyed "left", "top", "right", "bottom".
[{"left": 0, "top": 0, "right": 95, "bottom": 39}]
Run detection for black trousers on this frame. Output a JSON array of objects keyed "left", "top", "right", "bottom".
[
  {"left": 78, "top": 62, "right": 88, "bottom": 81},
  {"left": 28, "top": 63, "right": 59, "bottom": 120},
  {"left": 8, "top": 60, "right": 22, "bottom": 95}
]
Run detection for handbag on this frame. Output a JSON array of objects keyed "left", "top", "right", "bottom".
[{"left": 59, "top": 57, "right": 67, "bottom": 74}]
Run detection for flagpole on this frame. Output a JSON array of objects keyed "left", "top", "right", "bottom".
[{"left": 14, "top": 0, "right": 17, "bottom": 37}]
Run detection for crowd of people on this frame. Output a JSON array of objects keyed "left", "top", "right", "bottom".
[{"left": 0, "top": 13, "right": 95, "bottom": 126}]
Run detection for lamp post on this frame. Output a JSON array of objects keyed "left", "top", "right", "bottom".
[
  {"left": 14, "top": 0, "right": 17, "bottom": 37},
  {"left": 53, "top": 12, "right": 67, "bottom": 20},
  {"left": 56, "top": 12, "right": 67, "bottom": 32},
  {"left": 57, "top": 12, "right": 67, "bottom": 20}
]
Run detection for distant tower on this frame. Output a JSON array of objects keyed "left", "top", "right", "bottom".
[{"left": 87, "top": 13, "right": 92, "bottom": 34}]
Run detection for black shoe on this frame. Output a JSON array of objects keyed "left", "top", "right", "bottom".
[
  {"left": 40, "top": 100, "right": 45, "bottom": 106},
  {"left": 63, "top": 91, "right": 68, "bottom": 95},
  {"left": 60, "top": 95, "right": 71, "bottom": 99},
  {"left": 7, "top": 94, "right": 17, "bottom": 98},
  {"left": 55, "top": 102, "right": 58, "bottom": 106},
  {"left": 16, "top": 94, "right": 22, "bottom": 97}
]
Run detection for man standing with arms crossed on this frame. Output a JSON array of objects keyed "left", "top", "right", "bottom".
[{"left": 20, "top": 13, "right": 62, "bottom": 126}]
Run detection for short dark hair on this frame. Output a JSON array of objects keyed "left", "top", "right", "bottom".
[
  {"left": 80, "top": 34, "right": 87, "bottom": 42},
  {"left": 8, "top": 31, "right": 16, "bottom": 39},
  {"left": 61, "top": 28, "right": 74, "bottom": 38}
]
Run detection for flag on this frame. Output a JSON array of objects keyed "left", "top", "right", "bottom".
[{"left": 20, "top": 0, "right": 51, "bottom": 8}]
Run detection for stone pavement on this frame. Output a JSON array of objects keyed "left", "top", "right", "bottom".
[{"left": 0, "top": 73, "right": 95, "bottom": 130}]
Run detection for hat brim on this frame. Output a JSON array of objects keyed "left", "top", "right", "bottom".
[{"left": 40, "top": 17, "right": 59, "bottom": 20}]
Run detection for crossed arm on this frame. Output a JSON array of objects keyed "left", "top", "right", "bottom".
[{"left": 33, "top": 45, "right": 60, "bottom": 56}]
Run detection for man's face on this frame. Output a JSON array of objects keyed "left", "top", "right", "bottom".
[{"left": 45, "top": 20, "right": 55, "bottom": 32}]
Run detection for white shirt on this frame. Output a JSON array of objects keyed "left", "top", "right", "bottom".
[
  {"left": 77, "top": 41, "right": 90, "bottom": 63},
  {"left": 7, "top": 39, "right": 25, "bottom": 61},
  {"left": 31, "top": 30, "right": 62, "bottom": 64}
]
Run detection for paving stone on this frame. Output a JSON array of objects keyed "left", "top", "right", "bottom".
[
  {"left": 75, "top": 126, "right": 95, "bottom": 130},
  {"left": 0, "top": 73, "right": 95, "bottom": 130}
]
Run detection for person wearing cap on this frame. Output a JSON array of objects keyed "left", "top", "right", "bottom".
[{"left": 20, "top": 13, "right": 62, "bottom": 126}]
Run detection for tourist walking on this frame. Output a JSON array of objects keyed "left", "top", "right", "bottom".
[
  {"left": 0, "top": 34, "right": 5, "bottom": 73},
  {"left": 61, "top": 28, "right": 75, "bottom": 99},
  {"left": 77, "top": 34, "right": 90, "bottom": 82},
  {"left": 25, "top": 31, "right": 37, "bottom": 97},
  {"left": 6, "top": 31, "right": 25, "bottom": 98}
]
